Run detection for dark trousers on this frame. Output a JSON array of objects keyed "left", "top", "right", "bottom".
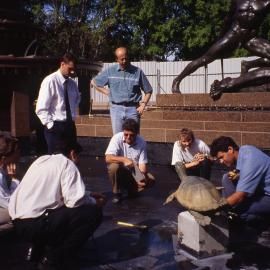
[
  {"left": 13, "top": 204, "right": 102, "bottom": 261},
  {"left": 222, "top": 174, "right": 270, "bottom": 224},
  {"left": 44, "top": 120, "right": 77, "bottom": 154},
  {"left": 185, "top": 159, "right": 212, "bottom": 180}
]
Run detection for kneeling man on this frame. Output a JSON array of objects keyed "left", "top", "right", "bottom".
[
  {"left": 9, "top": 140, "right": 106, "bottom": 269},
  {"left": 210, "top": 136, "right": 270, "bottom": 226},
  {"left": 105, "top": 119, "right": 154, "bottom": 203}
]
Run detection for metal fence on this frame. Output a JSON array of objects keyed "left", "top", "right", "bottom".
[{"left": 90, "top": 56, "right": 257, "bottom": 104}]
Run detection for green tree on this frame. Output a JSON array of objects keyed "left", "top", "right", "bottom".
[{"left": 22, "top": 0, "right": 270, "bottom": 61}]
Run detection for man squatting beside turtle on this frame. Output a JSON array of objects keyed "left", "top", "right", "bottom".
[
  {"left": 9, "top": 139, "right": 106, "bottom": 270},
  {"left": 172, "top": 128, "right": 212, "bottom": 181},
  {"left": 210, "top": 136, "right": 270, "bottom": 227},
  {"left": 0, "top": 134, "right": 20, "bottom": 232},
  {"left": 105, "top": 119, "right": 155, "bottom": 204},
  {"left": 91, "top": 47, "right": 153, "bottom": 134}
]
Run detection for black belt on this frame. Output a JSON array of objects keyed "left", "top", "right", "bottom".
[{"left": 111, "top": 101, "right": 139, "bottom": 107}]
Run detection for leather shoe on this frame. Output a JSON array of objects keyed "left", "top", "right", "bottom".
[
  {"left": 38, "top": 256, "right": 58, "bottom": 270},
  {"left": 25, "top": 244, "right": 44, "bottom": 262}
]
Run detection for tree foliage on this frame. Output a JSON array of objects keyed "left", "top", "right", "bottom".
[{"left": 21, "top": 0, "right": 270, "bottom": 61}]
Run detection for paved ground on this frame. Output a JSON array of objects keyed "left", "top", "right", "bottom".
[{"left": 1, "top": 156, "right": 270, "bottom": 270}]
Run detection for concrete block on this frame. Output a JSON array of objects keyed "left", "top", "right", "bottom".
[{"left": 177, "top": 211, "right": 229, "bottom": 259}]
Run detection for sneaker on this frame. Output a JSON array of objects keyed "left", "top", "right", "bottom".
[{"left": 112, "top": 193, "right": 122, "bottom": 204}]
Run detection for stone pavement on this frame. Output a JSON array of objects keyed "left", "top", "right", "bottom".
[{"left": 0, "top": 156, "right": 270, "bottom": 270}]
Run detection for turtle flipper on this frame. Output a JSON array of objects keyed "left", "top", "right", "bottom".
[
  {"left": 189, "top": 211, "right": 211, "bottom": 226},
  {"left": 163, "top": 192, "right": 176, "bottom": 205}
]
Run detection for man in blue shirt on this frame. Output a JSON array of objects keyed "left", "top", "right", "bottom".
[
  {"left": 91, "top": 47, "right": 153, "bottom": 134},
  {"left": 210, "top": 136, "right": 270, "bottom": 225}
]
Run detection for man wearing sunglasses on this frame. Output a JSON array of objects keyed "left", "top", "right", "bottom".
[{"left": 105, "top": 119, "right": 154, "bottom": 203}]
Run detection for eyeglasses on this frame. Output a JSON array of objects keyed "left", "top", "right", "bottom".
[{"left": 123, "top": 132, "right": 136, "bottom": 138}]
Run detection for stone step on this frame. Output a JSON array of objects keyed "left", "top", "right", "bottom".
[
  {"left": 156, "top": 93, "right": 270, "bottom": 108},
  {"left": 75, "top": 111, "right": 270, "bottom": 148}
]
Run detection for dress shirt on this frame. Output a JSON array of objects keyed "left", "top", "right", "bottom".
[
  {"left": 94, "top": 64, "right": 153, "bottom": 103},
  {"left": 0, "top": 169, "right": 19, "bottom": 209},
  {"left": 171, "top": 139, "right": 210, "bottom": 165},
  {"left": 36, "top": 70, "right": 80, "bottom": 127},
  {"left": 105, "top": 132, "right": 148, "bottom": 164},
  {"left": 8, "top": 154, "right": 96, "bottom": 220}
]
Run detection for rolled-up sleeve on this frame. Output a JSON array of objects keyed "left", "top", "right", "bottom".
[
  {"left": 94, "top": 69, "right": 109, "bottom": 87},
  {"left": 140, "top": 71, "right": 153, "bottom": 94}
]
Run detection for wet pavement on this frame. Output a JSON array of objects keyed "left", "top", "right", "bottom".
[{"left": 1, "top": 156, "right": 270, "bottom": 269}]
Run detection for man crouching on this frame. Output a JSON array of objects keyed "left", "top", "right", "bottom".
[
  {"left": 9, "top": 140, "right": 106, "bottom": 270},
  {"left": 105, "top": 119, "right": 154, "bottom": 204}
]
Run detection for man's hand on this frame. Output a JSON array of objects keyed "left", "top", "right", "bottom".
[
  {"left": 91, "top": 192, "right": 107, "bottom": 207},
  {"left": 6, "top": 163, "right": 17, "bottom": 179},
  {"left": 192, "top": 153, "right": 205, "bottom": 165},
  {"left": 136, "top": 103, "right": 146, "bottom": 115},
  {"left": 123, "top": 158, "right": 134, "bottom": 168},
  {"left": 228, "top": 169, "right": 240, "bottom": 182}
]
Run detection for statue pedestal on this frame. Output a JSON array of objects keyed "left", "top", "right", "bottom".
[{"left": 177, "top": 211, "right": 229, "bottom": 259}]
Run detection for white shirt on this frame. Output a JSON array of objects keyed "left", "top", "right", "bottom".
[
  {"left": 171, "top": 139, "right": 210, "bottom": 165},
  {"left": 35, "top": 70, "right": 80, "bottom": 127},
  {"left": 0, "top": 169, "right": 19, "bottom": 209},
  {"left": 8, "top": 154, "right": 95, "bottom": 220},
  {"left": 105, "top": 132, "right": 148, "bottom": 164}
]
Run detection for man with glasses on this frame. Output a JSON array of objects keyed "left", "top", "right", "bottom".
[
  {"left": 210, "top": 136, "right": 270, "bottom": 227},
  {"left": 91, "top": 47, "right": 153, "bottom": 134},
  {"left": 105, "top": 119, "right": 154, "bottom": 203},
  {"left": 36, "top": 53, "right": 80, "bottom": 154}
]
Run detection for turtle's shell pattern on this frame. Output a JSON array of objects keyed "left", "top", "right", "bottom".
[{"left": 175, "top": 176, "right": 223, "bottom": 212}]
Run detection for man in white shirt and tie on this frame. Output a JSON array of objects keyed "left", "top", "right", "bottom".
[{"left": 36, "top": 53, "right": 80, "bottom": 154}]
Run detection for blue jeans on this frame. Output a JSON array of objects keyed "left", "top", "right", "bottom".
[
  {"left": 222, "top": 174, "right": 270, "bottom": 223},
  {"left": 110, "top": 104, "right": 140, "bottom": 134}
]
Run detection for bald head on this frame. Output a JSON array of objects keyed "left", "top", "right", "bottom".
[{"left": 115, "top": 47, "right": 129, "bottom": 70}]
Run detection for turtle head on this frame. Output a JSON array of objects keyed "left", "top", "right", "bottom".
[{"left": 174, "top": 162, "right": 188, "bottom": 181}]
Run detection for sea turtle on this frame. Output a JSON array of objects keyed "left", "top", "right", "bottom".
[{"left": 164, "top": 162, "right": 227, "bottom": 226}]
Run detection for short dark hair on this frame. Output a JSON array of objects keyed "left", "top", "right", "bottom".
[
  {"left": 122, "top": 118, "right": 139, "bottom": 134},
  {"left": 210, "top": 136, "right": 239, "bottom": 157},
  {"left": 60, "top": 52, "right": 77, "bottom": 65},
  {"left": 0, "top": 134, "right": 19, "bottom": 159},
  {"left": 179, "top": 128, "right": 194, "bottom": 142},
  {"left": 53, "top": 139, "right": 82, "bottom": 157}
]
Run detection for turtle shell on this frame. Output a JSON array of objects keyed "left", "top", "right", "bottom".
[{"left": 175, "top": 176, "right": 223, "bottom": 212}]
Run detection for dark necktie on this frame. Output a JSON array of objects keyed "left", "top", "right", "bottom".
[{"left": 64, "top": 79, "right": 72, "bottom": 122}]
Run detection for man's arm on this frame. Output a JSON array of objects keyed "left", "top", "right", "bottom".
[
  {"left": 91, "top": 79, "right": 109, "bottom": 96},
  {"left": 105, "top": 154, "right": 133, "bottom": 168},
  {"left": 137, "top": 92, "right": 152, "bottom": 114},
  {"left": 138, "top": 163, "right": 147, "bottom": 174},
  {"left": 35, "top": 79, "right": 54, "bottom": 128},
  {"left": 226, "top": 191, "right": 246, "bottom": 206}
]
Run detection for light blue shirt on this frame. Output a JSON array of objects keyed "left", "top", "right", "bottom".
[
  {"left": 94, "top": 64, "right": 153, "bottom": 103},
  {"left": 236, "top": 145, "right": 270, "bottom": 196},
  {"left": 0, "top": 169, "right": 19, "bottom": 209}
]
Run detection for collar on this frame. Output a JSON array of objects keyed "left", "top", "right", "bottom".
[
  {"left": 57, "top": 69, "right": 68, "bottom": 85},
  {"left": 117, "top": 63, "right": 132, "bottom": 72}
]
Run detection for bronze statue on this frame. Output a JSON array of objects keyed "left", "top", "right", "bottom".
[{"left": 172, "top": 0, "right": 270, "bottom": 100}]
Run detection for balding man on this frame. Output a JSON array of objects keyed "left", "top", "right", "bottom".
[{"left": 91, "top": 47, "right": 153, "bottom": 134}]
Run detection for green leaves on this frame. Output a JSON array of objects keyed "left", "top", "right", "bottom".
[{"left": 22, "top": 0, "right": 267, "bottom": 61}]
